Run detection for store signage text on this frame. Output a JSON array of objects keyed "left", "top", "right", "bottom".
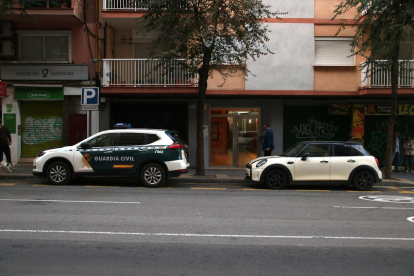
[
  {"left": 1, "top": 65, "right": 88, "bottom": 81},
  {"left": 28, "top": 92, "right": 51, "bottom": 99},
  {"left": 365, "top": 104, "right": 414, "bottom": 115}
]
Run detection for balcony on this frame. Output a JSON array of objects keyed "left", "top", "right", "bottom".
[
  {"left": 103, "top": 0, "right": 147, "bottom": 10},
  {"left": 102, "top": 59, "right": 198, "bottom": 87},
  {"left": 362, "top": 60, "right": 414, "bottom": 88}
]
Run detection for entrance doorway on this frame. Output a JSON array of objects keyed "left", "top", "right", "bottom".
[{"left": 210, "top": 109, "right": 260, "bottom": 167}]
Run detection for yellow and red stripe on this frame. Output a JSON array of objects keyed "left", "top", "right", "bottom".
[{"left": 113, "top": 164, "right": 134, "bottom": 169}]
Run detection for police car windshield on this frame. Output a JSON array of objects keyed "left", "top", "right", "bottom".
[{"left": 280, "top": 143, "right": 306, "bottom": 157}]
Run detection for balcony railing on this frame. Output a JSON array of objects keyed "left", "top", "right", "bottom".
[
  {"left": 102, "top": 59, "right": 198, "bottom": 87},
  {"left": 103, "top": 0, "right": 148, "bottom": 10},
  {"left": 362, "top": 60, "right": 414, "bottom": 88}
]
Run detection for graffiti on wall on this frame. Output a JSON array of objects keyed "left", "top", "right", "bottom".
[
  {"left": 291, "top": 116, "right": 338, "bottom": 140},
  {"left": 23, "top": 116, "right": 63, "bottom": 145}
]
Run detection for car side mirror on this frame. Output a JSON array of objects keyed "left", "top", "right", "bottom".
[
  {"left": 79, "top": 142, "right": 92, "bottom": 149},
  {"left": 301, "top": 153, "right": 309, "bottom": 161}
]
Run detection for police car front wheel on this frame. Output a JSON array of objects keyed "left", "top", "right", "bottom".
[
  {"left": 140, "top": 163, "right": 166, "bottom": 188},
  {"left": 46, "top": 161, "right": 72, "bottom": 185}
]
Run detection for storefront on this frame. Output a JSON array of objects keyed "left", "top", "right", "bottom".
[{"left": 14, "top": 87, "right": 64, "bottom": 157}]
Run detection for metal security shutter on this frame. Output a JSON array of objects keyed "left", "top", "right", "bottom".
[
  {"left": 315, "top": 39, "right": 354, "bottom": 65},
  {"left": 21, "top": 101, "right": 63, "bottom": 157}
]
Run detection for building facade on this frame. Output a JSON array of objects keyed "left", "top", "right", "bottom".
[
  {"left": 0, "top": 0, "right": 101, "bottom": 162},
  {"left": 1, "top": 0, "right": 413, "bottom": 168}
]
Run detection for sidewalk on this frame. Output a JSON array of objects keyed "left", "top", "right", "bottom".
[{"left": 1, "top": 161, "right": 414, "bottom": 187}]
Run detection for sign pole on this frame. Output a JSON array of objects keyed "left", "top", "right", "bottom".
[{"left": 88, "top": 59, "right": 100, "bottom": 137}]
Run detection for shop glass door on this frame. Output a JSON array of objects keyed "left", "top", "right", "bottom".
[{"left": 210, "top": 109, "right": 259, "bottom": 167}]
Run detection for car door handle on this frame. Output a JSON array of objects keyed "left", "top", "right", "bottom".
[
  {"left": 104, "top": 151, "right": 112, "bottom": 154},
  {"left": 320, "top": 160, "right": 329, "bottom": 163},
  {"left": 139, "top": 149, "right": 148, "bottom": 152},
  {"left": 347, "top": 159, "right": 356, "bottom": 163}
]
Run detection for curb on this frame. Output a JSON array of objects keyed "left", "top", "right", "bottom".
[{"left": 1, "top": 174, "right": 414, "bottom": 187}]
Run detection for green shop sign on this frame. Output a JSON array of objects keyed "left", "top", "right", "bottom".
[{"left": 14, "top": 87, "right": 64, "bottom": 100}]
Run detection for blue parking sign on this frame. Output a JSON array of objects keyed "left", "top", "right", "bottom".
[{"left": 81, "top": 87, "right": 99, "bottom": 105}]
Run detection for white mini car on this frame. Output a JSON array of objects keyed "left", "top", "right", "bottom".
[{"left": 246, "top": 141, "right": 382, "bottom": 190}]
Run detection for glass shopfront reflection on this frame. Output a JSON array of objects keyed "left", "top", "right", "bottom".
[{"left": 210, "top": 109, "right": 259, "bottom": 167}]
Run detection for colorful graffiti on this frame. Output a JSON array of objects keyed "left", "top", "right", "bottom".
[
  {"left": 23, "top": 116, "right": 63, "bottom": 145},
  {"left": 291, "top": 116, "right": 338, "bottom": 140}
]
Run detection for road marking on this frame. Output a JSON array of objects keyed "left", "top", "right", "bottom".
[
  {"left": 191, "top": 188, "right": 226, "bottom": 190},
  {"left": 296, "top": 190, "right": 330, "bottom": 192},
  {"left": 359, "top": 195, "right": 414, "bottom": 203},
  {"left": 0, "top": 199, "right": 141, "bottom": 204},
  {"left": 0, "top": 183, "right": 15, "bottom": 186},
  {"left": 1, "top": 229, "right": 413, "bottom": 241},
  {"left": 334, "top": 206, "right": 414, "bottom": 210},
  {"left": 347, "top": 191, "right": 382, "bottom": 193},
  {"left": 408, "top": 217, "right": 414, "bottom": 223},
  {"left": 398, "top": 191, "right": 414, "bottom": 194},
  {"left": 32, "top": 184, "right": 50, "bottom": 187},
  {"left": 243, "top": 188, "right": 270, "bottom": 191},
  {"left": 387, "top": 187, "right": 401, "bottom": 190},
  {"left": 84, "top": 186, "right": 119, "bottom": 188}
]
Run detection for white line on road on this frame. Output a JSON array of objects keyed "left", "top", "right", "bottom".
[
  {"left": 0, "top": 229, "right": 413, "bottom": 241},
  {"left": 334, "top": 206, "right": 414, "bottom": 210},
  {"left": 0, "top": 199, "right": 141, "bottom": 204}
]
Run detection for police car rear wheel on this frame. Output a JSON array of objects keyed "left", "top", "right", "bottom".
[
  {"left": 47, "top": 161, "right": 71, "bottom": 185},
  {"left": 140, "top": 163, "right": 165, "bottom": 188}
]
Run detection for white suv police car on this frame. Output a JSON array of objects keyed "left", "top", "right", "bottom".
[
  {"left": 246, "top": 141, "right": 382, "bottom": 191},
  {"left": 33, "top": 129, "right": 190, "bottom": 187}
]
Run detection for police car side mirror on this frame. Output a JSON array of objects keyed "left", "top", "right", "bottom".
[
  {"left": 301, "top": 153, "right": 309, "bottom": 161},
  {"left": 80, "top": 142, "right": 92, "bottom": 149}
]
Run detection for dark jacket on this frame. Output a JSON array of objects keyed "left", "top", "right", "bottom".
[
  {"left": 0, "top": 126, "right": 11, "bottom": 147},
  {"left": 262, "top": 128, "right": 274, "bottom": 151},
  {"left": 392, "top": 135, "right": 401, "bottom": 152}
]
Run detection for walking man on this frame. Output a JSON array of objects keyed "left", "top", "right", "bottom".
[
  {"left": 0, "top": 122, "right": 13, "bottom": 172},
  {"left": 262, "top": 123, "right": 274, "bottom": 156},
  {"left": 392, "top": 129, "right": 401, "bottom": 172}
]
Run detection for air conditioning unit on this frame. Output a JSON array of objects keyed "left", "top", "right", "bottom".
[
  {"left": 0, "top": 22, "right": 13, "bottom": 38},
  {"left": 0, "top": 40, "right": 15, "bottom": 57}
]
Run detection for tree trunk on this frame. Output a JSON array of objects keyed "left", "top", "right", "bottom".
[
  {"left": 195, "top": 51, "right": 211, "bottom": 176},
  {"left": 384, "top": 44, "right": 400, "bottom": 179}
]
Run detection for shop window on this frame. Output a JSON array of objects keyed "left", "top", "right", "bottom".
[
  {"left": 315, "top": 38, "right": 354, "bottom": 66},
  {"left": 18, "top": 31, "right": 71, "bottom": 62}
]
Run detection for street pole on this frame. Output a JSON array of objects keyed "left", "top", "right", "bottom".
[{"left": 89, "top": 59, "right": 100, "bottom": 137}]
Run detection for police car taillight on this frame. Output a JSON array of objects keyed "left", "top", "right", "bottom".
[{"left": 168, "top": 143, "right": 185, "bottom": 149}]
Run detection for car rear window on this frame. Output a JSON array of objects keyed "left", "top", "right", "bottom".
[
  {"left": 352, "top": 145, "right": 371, "bottom": 156},
  {"left": 333, "top": 144, "right": 353, "bottom": 157},
  {"left": 167, "top": 132, "right": 187, "bottom": 145},
  {"left": 146, "top": 134, "right": 160, "bottom": 144}
]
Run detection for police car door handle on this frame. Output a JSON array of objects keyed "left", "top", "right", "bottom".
[
  {"left": 104, "top": 151, "right": 112, "bottom": 154},
  {"left": 347, "top": 159, "right": 355, "bottom": 163},
  {"left": 139, "top": 149, "right": 148, "bottom": 152}
]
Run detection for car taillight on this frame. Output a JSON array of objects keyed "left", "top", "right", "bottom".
[
  {"left": 168, "top": 143, "right": 185, "bottom": 149},
  {"left": 375, "top": 158, "right": 380, "bottom": 168}
]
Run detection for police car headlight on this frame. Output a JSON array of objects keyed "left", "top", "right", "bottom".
[
  {"left": 256, "top": 159, "right": 267, "bottom": 168},
  {"left": 36, "top": 151, "right": 47, "bottom": 158}
]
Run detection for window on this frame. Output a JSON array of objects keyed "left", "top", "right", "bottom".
[
  {"left": 300, "top": 144, "right": 330, "bottom": 157},
  {"left": 118, "top": 133, "right": 146, "bottom": 146},
  {"left": 87, "top": 133, "right": 117, "bottom": 147},
  {"left": 315, "top": 38, "right": 354, "bottom": 66},
  {"left": 352, "top": 145, "right": 370, "bottom": 156},
  {"left": 333, "top": 144, "right": 353, "bottom": 156},
  {"left": 19, "top": 31, "right": 71, "bottom": 62}
]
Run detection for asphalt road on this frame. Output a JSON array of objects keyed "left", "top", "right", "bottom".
[{"left": 1, "top": 179, "right": 414, "bottom": 275}]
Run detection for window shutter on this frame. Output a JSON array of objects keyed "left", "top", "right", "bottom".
[{"left": 315, "top": 40, "right": 354, "bottom": 65}]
